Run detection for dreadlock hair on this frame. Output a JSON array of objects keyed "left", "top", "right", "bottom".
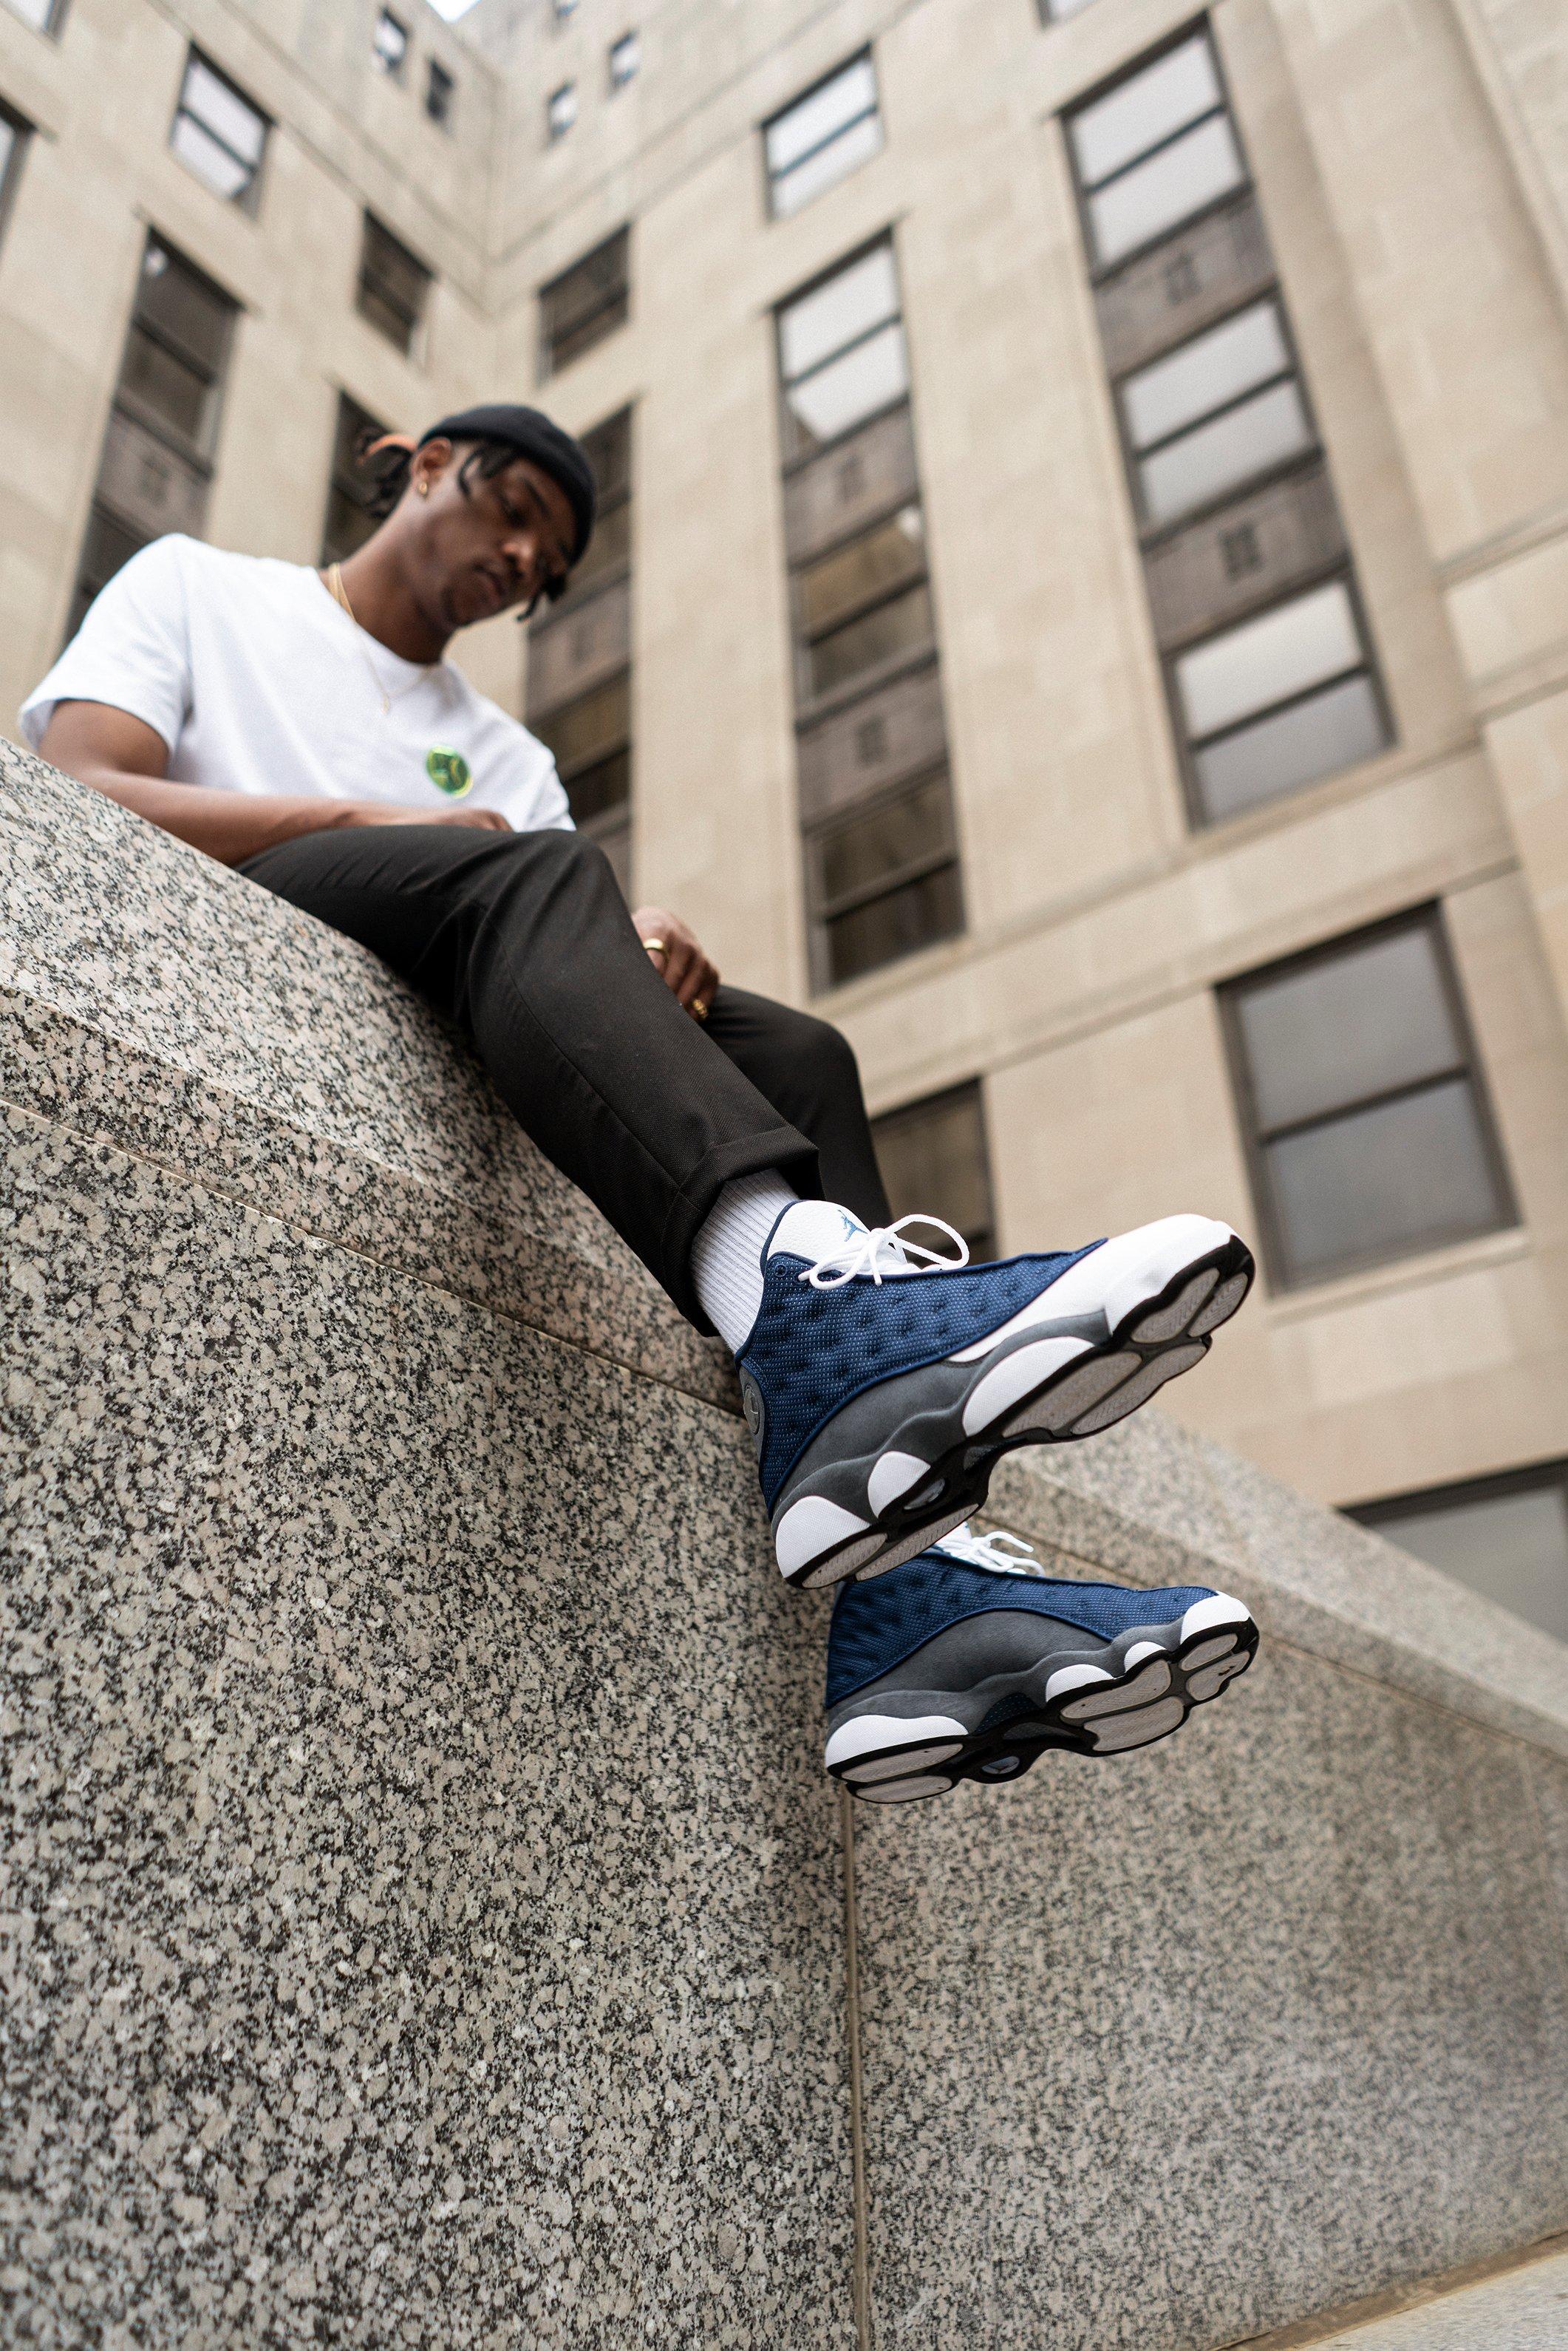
[{"left": 359, "top": 430, "right": 530, "bottom": 523}]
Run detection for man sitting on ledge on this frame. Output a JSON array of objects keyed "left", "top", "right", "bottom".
[{"left": 24, "top": 401, "right": 1260, "bottom": 1803}]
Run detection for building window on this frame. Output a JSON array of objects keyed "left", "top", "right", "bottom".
[
  {"left": 1040, "top": 0, "right": 1099, "bottom": 18},
  {"left": 777, "top": 239, "right": 907, "bottom": 463},
  {"left": 764, "top": 54, "right": 881, "bottom": 220},
  {"left": 526, "top": 409, "right": 634, "bottom": 896},
  {"left": 547, "top": 82, "right": 577, "bottom": 142},
  {"left": 776, "top": 240, "right": 964, "bottom": 990},
  {"left": 1119, "top": 297, "right": 1312, "bottom": 527},
  {"left": 1173, "top": 579, "right": 1388, "bottom": 825},
  {"left": 356, "top": 213, "right": 432, "bottom": 356},
  {"left": 1063, "top": 24, "right": 1391, "bottom": 826},
  {"left": 426, "top": 61, "right": 455, "bottom": 126},
  {"left": 68, "top": 233, "right": 238, "bottom": 637},
  {"left": 539, "top": 228, "right": 629, "bottom": 375},
  {"left": 373, "top": 9, "right": 408, "bottom": 77},
  {"left": 872, "top": 1081, "right": 995, "bottom": 1262},
  {"left": 553, "top": 0, "right": 579, "bottom": 17},
  {"left": 608, "top": 32, "right": 641, "bottom": 89},
  {"left": 170, "top": 50, "right": 269, "bottom": 211},
  {"left": 1348, "top": 1463, "right": 1568, "bottom": 1645},
  {"left": 0, "top": 101, "right": 30, "bottom": 245},
  {"left": 1067, "top": 28, "right": 1244, "bottom": 270},
  {"left": 1220, "top": 907, "right": 1515, "bottom": 1290},
  {"left": 320, "top": 392, "right": 388, "bottom": 567},
  {"left": 3, "top": 0, "right": 64, "bottom": 31}
]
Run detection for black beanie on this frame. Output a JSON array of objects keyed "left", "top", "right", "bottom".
[{"left": 417, "top": 403, "right": 596, "bottom": 562}]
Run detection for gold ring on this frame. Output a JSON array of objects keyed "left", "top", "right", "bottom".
[
  {"left": 641, "top": 936, "right": 667, "bottom": 956},
  {"left": 691, "top": 997, "right": 710, "bottom": 1021}
]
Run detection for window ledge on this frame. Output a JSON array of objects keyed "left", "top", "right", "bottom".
[{"left": 1260, "top": 1224, "right": 1531, "bottom": 1325}]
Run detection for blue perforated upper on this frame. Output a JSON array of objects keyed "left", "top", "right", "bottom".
[
  {"left": 826, "top": 1551, "right": 1217, "bottom": 1707},
  {"left": 738, "top": 1244, "right": 1100, "bottom": 1508}
]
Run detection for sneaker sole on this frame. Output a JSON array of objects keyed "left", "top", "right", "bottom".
[
  {"left": 775, "top": 1222, "right": 1254, "bottom": 1591},
  {"left": 828, "top": 1593, "right": 1258, "bottom": 1803}
]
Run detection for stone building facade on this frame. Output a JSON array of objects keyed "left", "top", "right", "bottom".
[{"left": 1, "top": 0, "right": 1566, "bottom": 1633}]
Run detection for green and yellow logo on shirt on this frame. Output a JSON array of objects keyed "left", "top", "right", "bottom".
[{"left": 426, "top": 746, "right": 473, "bottom": 798}]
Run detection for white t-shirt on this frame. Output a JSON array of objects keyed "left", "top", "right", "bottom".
[{"left": 21, "top": 534, "right": 573, "bottom": 834}]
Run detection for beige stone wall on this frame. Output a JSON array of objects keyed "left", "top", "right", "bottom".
[
  {"left": 1, "top": 0, "right": 1566, "bottom": 1514},
  {"left": 0, "top": 0, "right": 519, "bottom": 718}
]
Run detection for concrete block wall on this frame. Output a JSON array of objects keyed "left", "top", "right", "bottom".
[{"left": 2, "top": 743, "right": 1566, "bottom": 2347}]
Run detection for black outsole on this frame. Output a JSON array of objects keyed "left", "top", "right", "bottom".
[
  {"left": 835, "top": 1611, "right": 1261, "bottom": 1804},
  {"left": 785, "top": 1234, "right": 1256, "bottom": 1593}
]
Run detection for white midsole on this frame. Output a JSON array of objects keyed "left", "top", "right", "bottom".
[
  {"left": 825, "top": 1712, "right": 967, "bottom": 1772},
  {"left": 947, "top": 1216, "right": 1237, "bottom": 1363}
]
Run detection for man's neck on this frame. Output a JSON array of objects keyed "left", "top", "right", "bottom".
[{"left": 330, "top": 543, "right": 449, "bottom": 665}]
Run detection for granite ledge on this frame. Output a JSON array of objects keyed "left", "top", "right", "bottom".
[{"left": 0, "top": 740, "right": 733, "bottom": 1411}]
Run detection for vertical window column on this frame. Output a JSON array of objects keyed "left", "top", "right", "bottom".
[
  {"left": 538, "top": 231, "right": 629, "bottom": 375},
  {"left": 69, "top": 234, "right": 237, "bottom": 636},
  {"left": 525, "top": 409, "right": 635, "bottom": 898},
  {"left": 320, "top": 392, "right": 389, "bottom": 566},
  {"left": 1062, "top": 25, "right": 1391, "bottom": 824},
  {"left": 0, "top": 100, "right": 30, "bottom": 249},
  {"left": 356, "top": 214, "right": 432, "bottom": 356},
  {"left": 774, "top": 240, "right": 963, "bottom": 990}
]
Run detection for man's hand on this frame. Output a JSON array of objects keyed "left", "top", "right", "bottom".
[
  {"left": 632, "top": 905, "right": 720, "bottom": 1019},
  {"left": 344, "top": 803, "right": 511, "bottom": 834}
]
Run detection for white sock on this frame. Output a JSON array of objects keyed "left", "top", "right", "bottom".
[{"left": 692, "top": 1171, "right": 800, "bottom": 1353}]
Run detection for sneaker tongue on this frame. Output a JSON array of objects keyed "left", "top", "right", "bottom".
[{"left": 766, "top": 1200, "right": 868, "bottom": 1264}]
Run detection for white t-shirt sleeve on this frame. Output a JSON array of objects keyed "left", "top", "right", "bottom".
[
  {"left": 530, "top": 758, "right": 576, "bottom": 833},
  {"left": 20, "top": 534, "right": 195, "bottom": 755}
]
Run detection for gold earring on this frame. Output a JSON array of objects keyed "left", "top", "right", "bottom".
[{"left": 417, "top": 480, "right": 429, "bottom": 497}]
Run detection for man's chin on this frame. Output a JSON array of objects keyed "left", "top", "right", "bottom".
[{"left": 437, "top": 584, "right": 503, "bottom": 633}]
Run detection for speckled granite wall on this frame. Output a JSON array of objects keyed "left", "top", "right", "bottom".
[{"left": 4, "top": 744, "right": 1567, "bottom": 2350}]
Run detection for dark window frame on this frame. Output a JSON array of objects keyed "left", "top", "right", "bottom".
[
  {"left": 1348, "top": 1459, "right": 1568, "bottom": 1553},
  {"left": 355, "top": 211, "right": 432, "bottom": 356},
  {"left": 170, "top": 47, "right": 270, "bottom": 217},
  {"left": 67, "top": 232, "right": 239, "bottom": 639},
  {"left": 4, "top": 0, "right": 67, "bottom": 36},
  {"left": 373, "top": 8, "right": 409, "bottom": 78},
  {"left": 774, "top": 229, "right": 907, "bottom": 474},
  {"left": 0, "top": 96, "right": 31, "bottom": 248},
  {"left": 791, "top": 497, "right": 935, "bottom": 710},
  {"left": 547, "top": 81, "right": 578, "bottom": 143},
  {"left": 803, "top": 762, "right": 964, "bottom": 991},
  {"left": 1109, "top": 279, "right": 1324, "bottom": 542},
  {"left": 1063, "top": 21, "right": 1394, "bottom": 829},
  {"left": 607, "top": 30, "right": 640, "bottom": 90},
  {"left": 115, "top": 231, "right": 238, "bottom": 469},
  {"left": 542, "top": 405, "right": 633, "bottom": 616},
  {"left": 1218, "top": 902, "right": 1518, "bottom": 1292},
  {"left": 1163, "top": 566, "right": 1391, "bottom": 826},
  {"left": 426, "top": 59, "right": 455, "bottom": 126},
  {"left": 871, "top": 1077, "right": 997, "bottom": 1261},
  {"left": 1064, "top": 18, "right": 1244, "bottom": 283},
  {"left": 538, "top": 228, "right": 630, "bottom": 376},
  {"left": 762, "top": 50, "right": 880, "bottom": 221},
  {"left": 774, "top": 231, "right": 963, "bottom": 990},
  {"left": 319, "top": 389, "right": 388, "bottom": 568}
]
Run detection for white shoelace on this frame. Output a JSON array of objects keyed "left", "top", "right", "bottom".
[
  {"left": 800, "top": 1212, "right": 970, "bottom": 1291},
  {"left": 935, "top": 1523, "right": 1041, "bottom": 1577}
]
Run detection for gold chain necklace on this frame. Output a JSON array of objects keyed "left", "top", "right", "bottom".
[{"left": 321, "top": 562, "right": 433, "bottom": 717}]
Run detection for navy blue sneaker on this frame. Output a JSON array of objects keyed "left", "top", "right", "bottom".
[
  {"left": 824, "top": 1523, "right": 1258, "bottom": 1803},
  {"left": 736, "top": 1202, "right": 1253, "bottom": 1589}
]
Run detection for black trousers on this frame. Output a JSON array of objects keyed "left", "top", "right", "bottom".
[{"left": 240, "top": 823, "right": 890, "bottom": 1329}]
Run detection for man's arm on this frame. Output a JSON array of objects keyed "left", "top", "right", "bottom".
[{"left": 38, "top": 701, "right": 508, "bottom": 867}]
